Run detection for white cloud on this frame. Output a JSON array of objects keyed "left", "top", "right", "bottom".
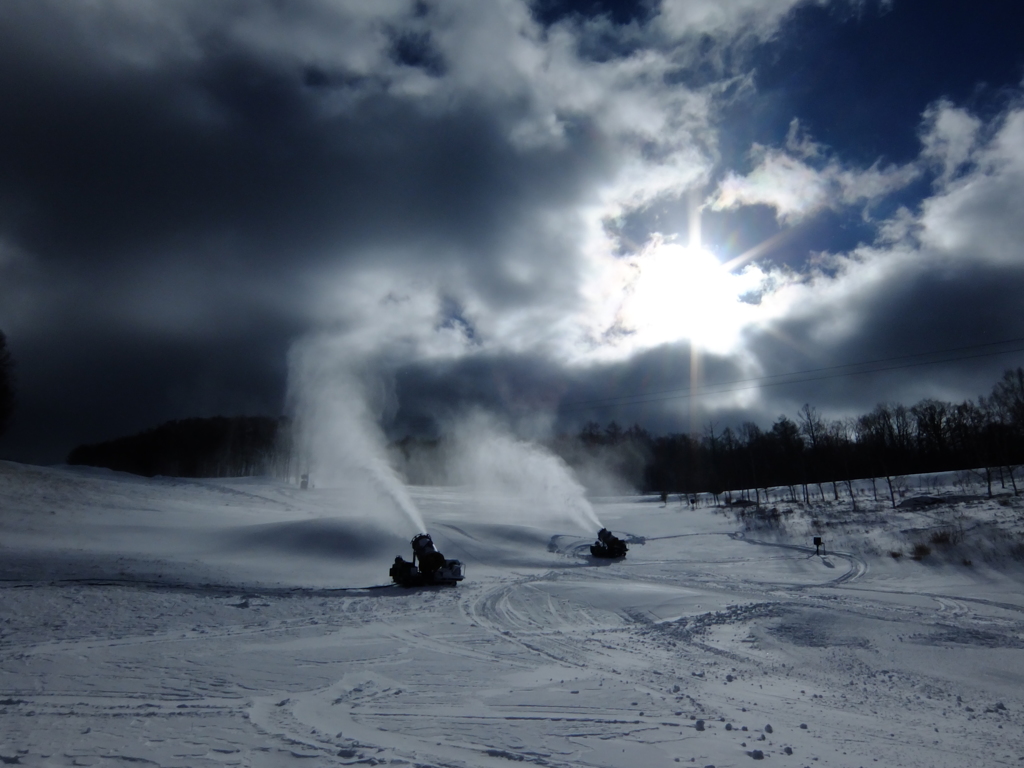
[
  {"left": 752, "top": 98, "right": 1024, "bottom": 356},
  {"left": 22, "top": 0, "right": 1018, "bottom": 452},
  {"left": 708, "top": 98, "right": 1005, "bottom": 230},
  {"left": 835, "top": 161, "right": 921, "bottom": 205},
  {"left": 785, "top": 118, "right": 825, "bottom": 159},
  {"left": 709, "top": 145, "right": 919, "bottom": 223},
  {"left": 917, "top": 107, "right": 1024, "bottom": 265},
  {"left": 919, "top": 99, "right": 983, "bottom": 185},
  {"left": 712, "top": 149, "right": 831, "bottom": 221},
  {"left": 657, "top": 0, "right": 828, "bottom": 40}
]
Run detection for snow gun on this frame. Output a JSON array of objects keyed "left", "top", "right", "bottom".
[
  {"left": 590, "top": 528, "right": 628, "bottom": 559},
  {"left": 390, "top": 533, "right": 465, "bottom": 587}
]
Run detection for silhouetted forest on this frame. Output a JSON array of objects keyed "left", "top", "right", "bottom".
[
  {"left": 67, "top": 416, "right": 289, "bottom": 478},
  {"left": 0, "top": 330, "right": 13, "bottom": 437},
  {"left": 560, "top": 368, "right": 1024, "bottom": 504},
  {"left": 66, "top": 368, "right": 1024, "bottom": 495}
]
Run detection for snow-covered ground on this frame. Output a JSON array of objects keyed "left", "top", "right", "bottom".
[{"left": 2, "top": 460, "right": 1024, "bottom": 767}]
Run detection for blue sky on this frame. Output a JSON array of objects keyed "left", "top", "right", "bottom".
[{"left": 1, "top": 0, "right": 1023, "bottom": 462}]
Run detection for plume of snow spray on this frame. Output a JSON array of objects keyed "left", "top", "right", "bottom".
[
  {"left": 287, "top": 334, "right": 426, "bottom": 535},
  {"left": 446, "top": 411, "right": 602, "bottom": 532}
]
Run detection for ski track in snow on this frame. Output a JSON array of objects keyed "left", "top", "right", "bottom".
[{"left": 2, "top": 463, "right": 1024, "bottom": 767}]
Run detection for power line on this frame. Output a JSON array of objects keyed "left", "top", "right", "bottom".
[{"left": 560, "top": 337, "right": 1024, "bottom": 412}]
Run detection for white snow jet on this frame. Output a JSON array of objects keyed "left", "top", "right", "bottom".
[
  {"left": 287, "top": 335, "right": 427, "bottom": 535},
  {"left": 446, "top": 411, "right": 602, "bottom": 533}
]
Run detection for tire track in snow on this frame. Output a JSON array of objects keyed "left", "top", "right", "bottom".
[
  {"left": 836, "top": 586, "right": 1024, "bottom": 616},
  {"left": 729, "top": 532, "right": 869, "bottom": 587},
  {"left": 462, "top": 577, "right": 618, "bottom": 670},
  {"left": 0, "top": 576, "right": 395, "bottom": 596}
]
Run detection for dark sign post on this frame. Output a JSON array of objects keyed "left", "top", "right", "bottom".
[{"left": 813, "top": 536, "right": 823, "bottom": 556}]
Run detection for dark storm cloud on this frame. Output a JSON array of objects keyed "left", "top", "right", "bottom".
[
  {"left": 720, "top": 93, "right": 1024, "bottom": 425},
  {"left": 0, "top": 0, "right": 618, "bottom": 460},
  {"left": 1, "top": 0, "right": 1023, "bottom": 464},
  {"left": 0, "top": 26, "right": 594, "bottom": 279},
  {"left": 391, "top": 341, "right": 749, "bottom": 437},
  {"left": 741, "top": 262, "right": 1024, "bottom": 421},
  {"left": 555, "top": 343, "right": 750, "bottom": 432}
]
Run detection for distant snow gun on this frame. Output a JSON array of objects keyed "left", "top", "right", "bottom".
[
  {"left": 390, "top": 533, "right": 465, "bottom": 587},
  {"left": 590, "top": 528, "right": 628, "bottom": 559}
]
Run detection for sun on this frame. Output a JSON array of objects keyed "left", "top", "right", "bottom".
[{"left": 614, "top": 240, "right": 764, "bottom": 354}]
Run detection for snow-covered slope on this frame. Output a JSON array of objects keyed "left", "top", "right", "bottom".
[{"left": 2, "top": 461, "right": 1023, "bottom": 767}]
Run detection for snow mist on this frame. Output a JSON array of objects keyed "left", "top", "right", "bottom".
[
  {"left": 446, "top": 411, "right": 602, "bottom": 533},
  {"left": 287, "top": 335, "right": 427, "bottom": 535}
]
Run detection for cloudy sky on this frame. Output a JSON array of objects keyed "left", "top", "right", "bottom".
[{"left": 1, "top": 0, "right": 1023, "bottom": 463}]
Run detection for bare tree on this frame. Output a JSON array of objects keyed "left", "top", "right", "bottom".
[
  {"left": 910, "top": 398, "right": 950, "bottom": 460},
  {"left": 985, "top": 368, "right": 1024, "bottom": 495},
  {"left": 798, "top": 404, "right": 826, "bottom": 503},
  {"left": 798, "top": 403, "right": 825, "bottom": 450},
  {"left": 989, "top": 368, "right": 1024, "bottom": 431}
]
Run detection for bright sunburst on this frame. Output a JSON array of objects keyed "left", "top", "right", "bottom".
[{"left": 614, "top": 240, "right": 765, "bottom": 354}]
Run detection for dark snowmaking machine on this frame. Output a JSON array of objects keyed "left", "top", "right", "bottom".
[
  {"left": 590, "top": 528, "right": 628, "bottom": 559},
  {"left": 390, "top": 533, "right": 465, "bottom": 587}
]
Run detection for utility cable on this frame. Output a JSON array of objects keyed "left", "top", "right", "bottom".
[{"left": 560, "top": 337, "right": 1024, "bottom": 412}]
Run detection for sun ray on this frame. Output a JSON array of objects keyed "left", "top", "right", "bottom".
[{"left": 721, "top": 227, "right": 793, "bottom": 273}]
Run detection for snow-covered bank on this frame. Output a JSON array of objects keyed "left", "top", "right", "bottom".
[{"left": 2, "top": 461, "right": 1023, "bottom": 767}]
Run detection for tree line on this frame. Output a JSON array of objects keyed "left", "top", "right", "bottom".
[
  {"left": 29, "top": 346, "right": 1024, "bottom": 498},
  {"left": 0, "top": 330, "right": 13, "bottom": 439},
  {"left": 1, "top": 328, "right": 294, "bottom": 478},
  {"left": 67, "top": 416, "right": 290, "bottom": 478},
  {"left": 562, "top": 368, "right": 1024, "bottom": 505}
]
